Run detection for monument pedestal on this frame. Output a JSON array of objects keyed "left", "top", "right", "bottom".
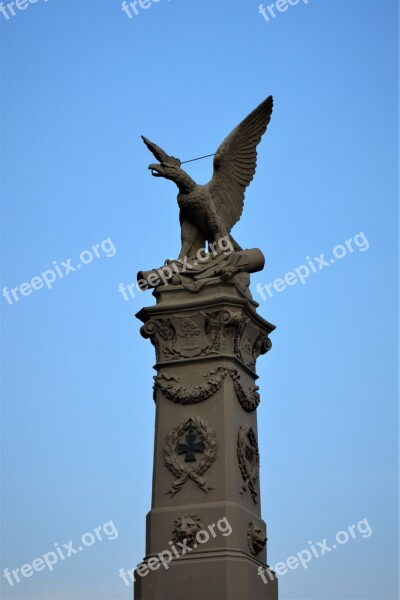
[
  {"left": 135, "top": 549, "right": 278, "bottom": 600},
  {"left": 135, "top": 268, "right": 278, "bottom": 600}
]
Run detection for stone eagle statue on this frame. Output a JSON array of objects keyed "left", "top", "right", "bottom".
[{"left": 142, "top": 95, "right": 273, "bottom": 260}]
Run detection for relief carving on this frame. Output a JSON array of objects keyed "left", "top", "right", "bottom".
[
  {"left": 249, "top": 331, "right": 272, "bottom": 371},
  {"left": 172, "top": 514, "right": 203, "bottom": 549},
  {"left": 154, "top": 367, "right": 260, "bottom": 411},
  {"left": 164, "top": 417, "right": 217, "bottom": 496},
  {"left": 247, "top": 520, "right": 267, "bottom": 556},
  {"left": 237, "top": 425, "right": 260, "bottom": 504},
  {"left": 141, "top": 309, "right": 272, "bottom": 373}
]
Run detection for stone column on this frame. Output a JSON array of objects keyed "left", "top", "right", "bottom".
[{"left": 134, "top": 250, "right": 278, "bottom": 600}]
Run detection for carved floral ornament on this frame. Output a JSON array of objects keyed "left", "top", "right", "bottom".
[
  {"left": 140, "top": 310, "right": 272, "bottom": 370},
  {"left": 164, "top": 417, "right": 217, "bottom": 497},
  {"left": 154, "top": 367, "right": 260, "bottom": 411}
]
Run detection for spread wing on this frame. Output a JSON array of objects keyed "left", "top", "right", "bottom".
[{"left": 205, "top": 96, "right": 273, "bottom": 231}]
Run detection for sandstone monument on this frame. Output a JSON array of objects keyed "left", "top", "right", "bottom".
[{"left": 135, "top": 96, "right": 278, "bottom": 600}]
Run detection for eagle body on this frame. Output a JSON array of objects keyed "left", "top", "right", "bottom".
[
  {"left": 177, "top": 188, "right": 209, "bottom": 228},
  {"left": 142, "top": 96, "right": 273, "bottom": 260},
  {"left": 176, "top": 186, "right": 228, "bottom": 259}
]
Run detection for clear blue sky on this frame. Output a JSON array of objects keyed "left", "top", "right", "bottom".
[{"left": 1, "top": 0, "right": 398, "bottom": 599}]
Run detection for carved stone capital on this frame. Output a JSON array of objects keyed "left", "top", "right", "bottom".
[{"left": 137, "top": 290, "right": 274, "bottom": 374}]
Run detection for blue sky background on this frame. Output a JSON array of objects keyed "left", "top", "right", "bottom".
[{"left": 1, "top": 0, "right": 398, "bottom": 598}]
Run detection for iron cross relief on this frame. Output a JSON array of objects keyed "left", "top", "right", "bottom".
[
  {"left": 177, "top": 428, "right": 205, "bottom": 462},
  {"left": 245, "top": 445, "right": 254, "bottom": 462}
]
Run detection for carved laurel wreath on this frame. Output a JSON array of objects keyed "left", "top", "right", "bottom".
[
  {"left": 237, "top": 425, "right": 259, "bottom": 504},
  {"left": 154, "top": 367, "right": 260, "bottom": 412},
  {"left": 164, "top": 417, "right": 217, "bottom": 497}
]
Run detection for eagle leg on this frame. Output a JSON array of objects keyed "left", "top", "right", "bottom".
[
  {"left": 179, "top": 219, "right": 206, "bottom": 260},
  {"left": 207, "top": 205, "right": 232, "bottom": 255}
]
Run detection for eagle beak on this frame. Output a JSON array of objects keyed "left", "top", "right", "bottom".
[{"left": 149, "top": 163, "right": 164, "bottom": 177}]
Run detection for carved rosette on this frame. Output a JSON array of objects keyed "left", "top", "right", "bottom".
[
  {"left": 164, "top": 417, "right": 217, "bottom": 496},
  {"left": 247, "top": 520, "right": 267, "bottom": 556},
  {"left": 140, "top": 309, "right": 272, "bottom": 372},
  {"left": 237, "top": 425, "right": 260, "bottom": 504},
  {"left": 154, "top": 367, "right": 260, "bottom": 412}
]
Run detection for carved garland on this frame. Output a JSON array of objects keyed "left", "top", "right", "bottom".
[
  {"left": 164, "top": 417, "right": 217, "bottom": 497},
  {"left": 154, "top": 367, "right": 227, "bottom": 405},
  {"left": 154, "top": 367, "right": 260, "bottom": 412},
  {"left": 229, "top": 370, "right": 260, "bottom": 412}
]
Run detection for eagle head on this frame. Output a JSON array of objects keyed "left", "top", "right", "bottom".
[{"left": 141, "top": 136, "right": 182, "bottom": 181}]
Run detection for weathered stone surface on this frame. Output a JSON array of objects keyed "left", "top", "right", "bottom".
[
  {"left": 134, "top": 96, "right": 277, "bottom": 600},
  {"left": 248, "top": 520, "right": 268, "bottom": 557},
  {"left": 134, "top": 277, "right": 277, "bottom": 600}
]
